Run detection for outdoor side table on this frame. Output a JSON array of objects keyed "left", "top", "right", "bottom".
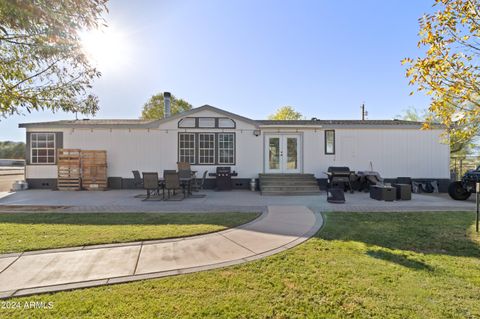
[
  {"left": 392, "top": 183, "right": 412, "bottom": 200},
  {"left": 370, "top": 185, "right": 395, "bottom": 201}
]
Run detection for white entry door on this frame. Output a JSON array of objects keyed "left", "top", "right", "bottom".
[{"left": 265, "top": 134, "right": 301, "bottom": 173}]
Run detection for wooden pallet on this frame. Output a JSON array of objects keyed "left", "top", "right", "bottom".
[
  {"left": 81, "top": 150, "right": 107, "bottom": 191},
  {"left": 57, "top": 149, "right": 81, "bottom": 191}
]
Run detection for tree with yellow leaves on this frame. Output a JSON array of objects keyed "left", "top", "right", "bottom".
[
  {"left": 403, "top": 0, "right": 480, "bottom": 144},
  {"left": 268, "top": 106, "right": 303, "bottom": 120}
]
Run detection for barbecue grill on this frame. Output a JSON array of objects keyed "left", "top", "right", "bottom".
[
  {"left": 326, "top": 166, "right": 355, "bottom": 193},
  {"left": 209, "top": 167, "right": 238, "bottom": 191}
]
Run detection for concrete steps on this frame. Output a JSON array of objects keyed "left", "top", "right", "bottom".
[{"left": 259, "top": 174, "right": 320, "bottom": 196}]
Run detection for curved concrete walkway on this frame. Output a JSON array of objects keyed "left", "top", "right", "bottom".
[{"left": 0, "top": 206, "right": 322, "bottom": 299}]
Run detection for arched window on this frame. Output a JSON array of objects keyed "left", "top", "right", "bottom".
[
  {"left": 218, "top": 118, "right": 235, "bottom": 128},
  {"left": 178, "top": 118, "right": 196, "bottom": 128}
]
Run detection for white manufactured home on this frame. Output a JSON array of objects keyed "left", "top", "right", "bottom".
[{"left": 19, "top": 99, "right": 451, "bottom": 193}]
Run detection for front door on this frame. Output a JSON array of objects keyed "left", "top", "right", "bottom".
[{"left": 265, "top": 134, "right": 301, "bottom": 173}]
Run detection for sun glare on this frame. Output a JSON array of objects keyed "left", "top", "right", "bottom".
[{"left": 80, "top": 26, "right": 131, "bottom": 70}]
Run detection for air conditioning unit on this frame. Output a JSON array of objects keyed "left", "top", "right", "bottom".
[{"left": 11, "top": 180, "right": 28, "bottom": 191}]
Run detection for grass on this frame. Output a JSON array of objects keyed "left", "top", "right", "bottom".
[
  {"left": 0, "top": 212, "right": 260, "bottom": 254},
  {"left": 3, "top": 211, "right": 480, "bottom": 318}
]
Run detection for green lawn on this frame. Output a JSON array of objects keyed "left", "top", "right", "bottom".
[
  {"left": 0, "top": 212, "right": 260, "bottom": 254},
  {"left": 3, "top": 211, "right": 480, "bottom": 318}
]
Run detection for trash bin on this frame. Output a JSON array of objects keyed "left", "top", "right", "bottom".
[{"left": 250, "top": 178, "right": 256, "bottom": 191}]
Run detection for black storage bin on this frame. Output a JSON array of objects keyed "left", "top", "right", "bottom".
[
  {"left": 370, "top": 185, "right": 395, "bottom": 201},
  {"left": 396, "top": 177, "right": 412, "bottom": 186},
  {"left": 393, "top": 183, "right": 412, "bottom": 200},
  {"left": 108, "top": 177, "right": 122, "bottom": 189}
]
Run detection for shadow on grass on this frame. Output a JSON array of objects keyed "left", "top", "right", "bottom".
[
  {"left": 0, "top": 212, "right": 260, "bottom": 227},
  {"left": 319, "top": 211, "right": 480, "bottom": 258},
  {"left": 366, "top": 249, "right": 434, "bottom": 271}
]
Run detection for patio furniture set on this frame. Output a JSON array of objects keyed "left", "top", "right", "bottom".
[
  {"left": 325, "top": 166, "right": 414, "bottom": 203},
  {"left": 132, "top": 162, "right": 208, "bottom": 201}
]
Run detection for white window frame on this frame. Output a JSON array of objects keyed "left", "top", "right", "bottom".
[
  {"left": 198, "top": 133, "right": 215, "bottom": 164},
  {"left": 218, "top": 133, "right": 235, "bottom": 164},
  {"left": 178, "top": 133, "right": 196, "bottom": 164},
  {"left": 31, "top": 133, "right": 56, "bottom": 165}
]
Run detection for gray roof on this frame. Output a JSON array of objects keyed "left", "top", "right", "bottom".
[
  {"left": 18, "top": 119, "right": 158, "bottom": 129},
  {"left": 18, "top": 105, "right": 441, "bottom": 129},
  {"left": 257, "top": 119, "right": 428, "bottom": 126},
  {"left": 18, "top": 105, "right": 260, "bottom": 129}
]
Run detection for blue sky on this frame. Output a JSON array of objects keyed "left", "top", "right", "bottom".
[{"left": 1, "top": 0, "right": 435, "bottom": 141}]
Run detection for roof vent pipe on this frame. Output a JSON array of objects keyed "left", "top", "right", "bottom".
[{"left": 164, "top": 92, "right": 171, "bottom": 118}]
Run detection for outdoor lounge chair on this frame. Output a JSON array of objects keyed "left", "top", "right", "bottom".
[
  {"left": 142, "top": 172, "right": 161, "bottom": 201},
  {"left": 164, "top": 172, "right": 185, "bottom": 200},
  {"left": 357, "top": 171, "right": 384, "bottom": 191},
  {"left": 365, "top": 174, "right": 383, "bottom": 186}
]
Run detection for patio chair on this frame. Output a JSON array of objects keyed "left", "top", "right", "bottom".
[
  {"left": 178, "top": 169, "right": 193, "bottom": 195},
  {"left": 192, "top": 170, "right": 208, "bottom": 192},
  {"left": 161, "top": 170, "right": 176, "bottom": 196},
  {"left": 177, "top": 162, "right": 191, "bottom": 171},
  {"left": 132, "top": 170, "right": 143, "bottom": 188},
  {"left": 163, "top": 169, "right": 176, "bottom": 177},
  {"left": 164, "top": 172, "right": 185, "bottom": 200},
  {"left": 142, "top": 172, "right": 161, "bottom": 201}
]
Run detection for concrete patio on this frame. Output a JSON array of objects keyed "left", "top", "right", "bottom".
[
  {"left": 0, "top": 189, "right": 476, "bottom": 213},
  {"left": 0, "top": 206, "right": 322, "bottom": 298}
]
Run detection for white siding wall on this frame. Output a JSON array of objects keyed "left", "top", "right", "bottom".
[
  {"left": 26, "top": 109, "right": 263, "bottom": 179},
  {"left": 304, "top": 128, "right": 450, "bottom": 179},
  {"left": 25, "top": 114, "right": 450, "bottom": 180},
  {"left": 63, "top": 129, "right": 177, "bottom": 177},
  {"left": 26, "top": 165, "right": 57, "bottom": 179}
]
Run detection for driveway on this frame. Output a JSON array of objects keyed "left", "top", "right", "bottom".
[{"left": 0, "top": 167, "right": 23, "bottom": 192}]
